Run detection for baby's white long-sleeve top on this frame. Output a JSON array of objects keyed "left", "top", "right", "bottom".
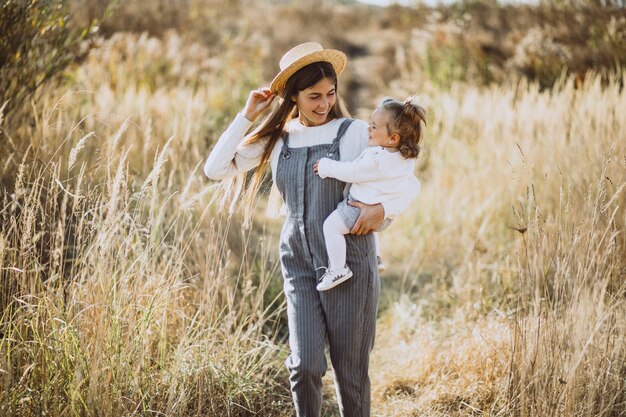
[
  {"left": 203, "top": 113, "right": 413, "bottom": 217},
  {"left": 316, "top": 146, "right": 420, "bottom": 218}
]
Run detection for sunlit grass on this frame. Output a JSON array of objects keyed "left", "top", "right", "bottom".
[
  {"left": 1, "top": 30, "right": 624, "bottom": 416},
  {"left": 372, "top": 73, "right": 625, "bottom": 415},
  {"left": 0, "top": 33, "right": 290, "bottom": 415}
]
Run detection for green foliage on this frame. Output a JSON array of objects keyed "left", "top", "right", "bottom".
[
  {"left": 413, "top": 1, "right": 626, "bottom": 89},
  {"left": 517, "top": 5, "right": 626, "bottom": 88},
  {"left": 424, "top": 42, "right": 471, "bottom": 88},
  {"left": 0, "top": 0, "right": 115, "bottom": 123}
]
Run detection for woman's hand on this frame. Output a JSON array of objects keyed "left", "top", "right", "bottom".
[
  {"left": 243, "top": 88, "right": 276, "bottom": 122},
  {"left": 349, "top": 201, "right": 384, "bottom": 235}
]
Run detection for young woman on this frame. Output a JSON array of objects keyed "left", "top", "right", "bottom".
[{"left": 204, "top": 42, "right": 413, "bottom": 417}]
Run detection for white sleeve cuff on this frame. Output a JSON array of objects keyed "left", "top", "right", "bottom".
[
  {"left": 380, "top": 201, "right": 394, "bottom": 218},
  {"left": 317, "top": 158, "right": 333, "bottom": 179},
  {"left": 233, "top": 112, "right": 255, "bottom": 134}
]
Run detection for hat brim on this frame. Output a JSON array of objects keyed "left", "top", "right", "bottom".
[{"left": 270, "top": 49, "right": 347, "bottom": 96}]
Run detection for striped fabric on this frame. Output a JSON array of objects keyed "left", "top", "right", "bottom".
[{"left": 275, "top": 119, "right": 380, "bottom": 417}]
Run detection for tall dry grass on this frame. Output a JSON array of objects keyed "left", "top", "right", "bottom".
[
  {"left": 0, "top": 32, "right": 290, "bottom": 416},
  {"left": 0, "top": 29, "right": 624, "bottom": 417},
  {"left": 370, "top": 74, "right": 625, "bottom": 415}
]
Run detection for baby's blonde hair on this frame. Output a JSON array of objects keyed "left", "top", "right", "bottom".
[{"left": 378, "top": 96, "right": 426, "bottom": 159}]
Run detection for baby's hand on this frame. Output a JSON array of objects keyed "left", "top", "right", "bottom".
[{"left": 313, "top": 160, "right": 320, "bottom": 175}]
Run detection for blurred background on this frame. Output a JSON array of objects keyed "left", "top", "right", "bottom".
[{"left": 1, "top": 0, "right": 625, "bottom": 416}]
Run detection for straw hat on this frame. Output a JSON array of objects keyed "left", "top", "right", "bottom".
[{"left": 270, "top": 42, "right": 347, "bottom": 96}]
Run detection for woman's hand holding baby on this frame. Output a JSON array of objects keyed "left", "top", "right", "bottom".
[{"left": 349, "top": 201, "right": 384, "bottom": 235}]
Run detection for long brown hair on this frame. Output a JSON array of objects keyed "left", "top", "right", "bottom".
[{"left": 238, "top": 61, "right": 349, "bottom": 217}]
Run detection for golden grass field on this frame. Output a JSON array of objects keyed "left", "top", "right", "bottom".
[{"left": 1, "top": 2, "right": 625, "bottom": 416}]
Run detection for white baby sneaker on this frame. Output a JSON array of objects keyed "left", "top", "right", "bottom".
[{"left": 317, "top": 266, "right": 353, "bottom": 291}]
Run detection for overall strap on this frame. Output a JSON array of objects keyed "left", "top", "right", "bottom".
[
  {"left": 280, "top": 131, "right": 291, "bottom": 159},
  {"left": 326, "top": 118, "right": 354, "bottom": 157}
]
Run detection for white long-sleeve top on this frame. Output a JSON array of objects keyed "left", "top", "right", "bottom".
[
  {"left": 203, "top": 113, "right": 413, "bottom": 216},
  {"left": 316, "top": 146, "right": 420, "bottom": 218}
]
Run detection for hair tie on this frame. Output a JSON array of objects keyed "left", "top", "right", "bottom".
[{"left": 404, "top": 96, "right": 421, "bottom": 107}]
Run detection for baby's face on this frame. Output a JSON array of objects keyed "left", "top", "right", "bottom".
[{"left": 368, "top": 108, "right": 393, "bottom": 147}]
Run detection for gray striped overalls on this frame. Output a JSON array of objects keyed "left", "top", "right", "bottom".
[{"left": 275, "top": 119, "right": 380, "bottom": 417}]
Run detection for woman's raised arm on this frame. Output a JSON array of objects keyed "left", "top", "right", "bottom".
[{"left": 203, "top": 88, "right": 275, "bottom": 180}]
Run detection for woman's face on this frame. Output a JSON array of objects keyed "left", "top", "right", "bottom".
[{"left": 293, "top": 77, "right": 336, "bottom": 127}]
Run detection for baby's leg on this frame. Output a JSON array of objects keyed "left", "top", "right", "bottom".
[{"left": 323, "top": 209, "right": 351, "bottom": 271}]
